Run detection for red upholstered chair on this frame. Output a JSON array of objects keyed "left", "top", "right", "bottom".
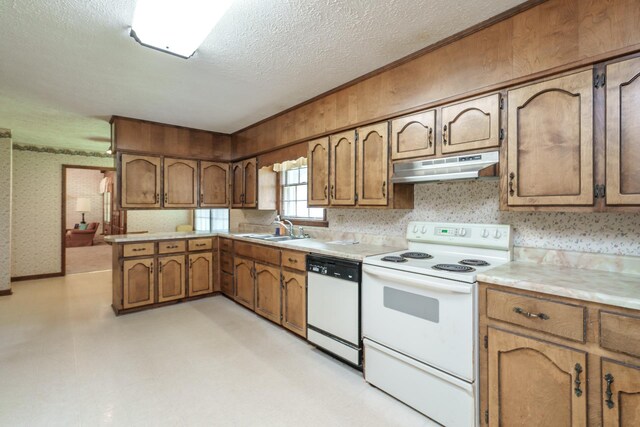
[{"left": 66, "top": 222, "right": 99, "bottom": 247}]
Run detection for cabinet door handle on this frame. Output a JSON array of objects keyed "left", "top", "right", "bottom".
[
  {"left": 164, "top": 193, "right": 168, "bottom": 204},
  {"left": 442, "top": 125, "right": 448, "bottom": 145},
  {"left": 513, "top": 307, "right": 549, "bottom": 320},
  {"left": 428, "top": 127, "right": 433, "bottom": 147},
  {"left": 330, "top": 185, "right": 335, "bottom": 199},
  {"left": 155, "top": 193, "right": 159, "bottom": 204},
  {"left": 574, "top": 363, "right": 583, "bottom": 397},
  {"left": 200, "top": 193, "right": 204, "bottom": 203},
  {"left": 189, "top": 259, "right": 193, "bottom": 268},
  {"left": 324, "top": 184, "right": 328, "bottom": 199},
  {"left": 604, "top": 373, "right": 614, "bottom": 409},
  {"left": 150, "top": 262, "right": 153, "bottom": 275},
  {"left": 382, "top": 181, "right": 386, "bottom": 197},
  {"left": 509, "top": 172, "right": 515, "bottom": 196},
  {"left": 159, "top": 262, "right": 163, "bottom": 273}
]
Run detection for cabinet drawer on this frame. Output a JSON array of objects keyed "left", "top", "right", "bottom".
[
  {"left": 123, "top": 242, "right": 155, "bottom": 257},
  {"left": 219, "top": 238, "right": 233, "bottom": 252},
  {"left": 486, "top": 289, "right": 586, "bottom": 342},
  {"left": 221, "top": 253, "right": 234, "bottom": 274},
  {"left": 188, "top": 238, "right": 212, "bottom": 251},
  {"left": 600, "top": 311, "right": 640, "bottom": 358},
  {"left": 234, "top": 241, "right": 281, "bottom": 265},
  {"left": 221, "top": 272, "right": 234, "bottom": 296},
  {"left": 282, "top": 250, "right": 306, "bottom": 271},
  {"left": 158, "top": 240, "right": 186, "bottom": 254}
]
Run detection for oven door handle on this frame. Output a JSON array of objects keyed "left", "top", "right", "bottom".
[{"left": 363, "top": 265, "right": 472, "bottom": 294}]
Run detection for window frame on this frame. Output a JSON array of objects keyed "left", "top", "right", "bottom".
[
  {"left": 193, "top": 208, "right": 230, "bottom": 232},
  {"left": 276, "top": 169, "right": 328, "bottom": 228}
]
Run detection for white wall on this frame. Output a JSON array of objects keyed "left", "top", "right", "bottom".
[
  {"left": 236, "top": 180, "right": 640, "bottom": 256},
  {"left": 65, "top": 168, "right": 104, "bottom": 235},
  {"left": 0, "top": 130, "right": 12, "bottom": 291}
]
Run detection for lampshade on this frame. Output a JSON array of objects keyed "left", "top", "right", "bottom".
[{"left": 75, "top": 198, "right": 91, "bottom": 213}]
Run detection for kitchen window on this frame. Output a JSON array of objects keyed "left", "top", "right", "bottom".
[
  {"left": 277, "top": 161, "right": 326, "bottom": 226},
  {"left": 194, "top": 208, "right": 229, "bottom": 232}
]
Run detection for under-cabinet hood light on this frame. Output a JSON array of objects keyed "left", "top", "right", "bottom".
[{"left": 130, "top": 0, "right": 234, "bottom": 59}]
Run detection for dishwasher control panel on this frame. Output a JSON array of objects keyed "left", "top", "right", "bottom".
[{"left": 307, "top": 255, "right": 361, "bottom": 283}]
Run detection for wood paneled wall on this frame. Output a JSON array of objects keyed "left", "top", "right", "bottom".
[{"left": 231, "top": 0, "right": 640, "bottom": 159}]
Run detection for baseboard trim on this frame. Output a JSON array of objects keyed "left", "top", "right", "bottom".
[
  {"left": 11, "top": 272, "right": 64, "bottom": 282},
  {"left": 0, "top": 289, "right": 13, "bottom": 296}
]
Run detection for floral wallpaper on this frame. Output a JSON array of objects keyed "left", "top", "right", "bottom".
[
  {"left": 11, "top": 149, "right": 114, "bottom": 277},
  {"left": 0, "top": 134, "right": 12, "bottom": 290}
]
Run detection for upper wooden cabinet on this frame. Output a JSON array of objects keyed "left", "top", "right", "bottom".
[
  {"left": 200, "top": 161, "right": 229, "bottom": 207},
  {"left": 488, "top": 327, "right": 587, "bottom": 426},
  {"left": 441, "top": 93, "right": 501, "bottom": 154},
  {"left": 163, "top": 158, "right": 198, "bottom": 208},
  {"left": 602, "top": 359, "right": 640, "bottom": 427},
  {"left": 230, "top": 158, "right": 258, "bottom": 209},
  {"left": 308, "top": 137, "right": 330, "bottom": 206},
  {"left": 330, "top": 130, "right": 357, "bottom": 206},
  {"left": 121, "top": 154, "right": 162, "bottom": 208},
  {"left": 390, "top": 110, "right": 435, "bottom": 160},
  {"left": 606, "top": 56, "right": 640, "bottom": 206},
  {"left": 507, "top": 70, "right": 594, "bottom": 206},
  {"left": 357, "top": 123, "right": 389, "bottom": 206}
]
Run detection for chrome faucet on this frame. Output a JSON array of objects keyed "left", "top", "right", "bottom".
[{"left": 274, "top": 215, "right": 294, "bottom": 237}]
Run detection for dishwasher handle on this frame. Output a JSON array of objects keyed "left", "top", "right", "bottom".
[{"left": 363, "top": 265, "right": 472, "bottom": 294}]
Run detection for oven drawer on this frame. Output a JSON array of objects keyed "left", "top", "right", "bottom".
[{"left": 486, "top": 289, "right": 586, "bottom": 342}]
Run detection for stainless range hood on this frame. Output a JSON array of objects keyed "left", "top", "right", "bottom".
[{"left": 391, "top": 150, "right": 499, "bottom": 184}]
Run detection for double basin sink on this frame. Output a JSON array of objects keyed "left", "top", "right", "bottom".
[{"left": 233, "top": 233, "right": 306, "bottom": 242}]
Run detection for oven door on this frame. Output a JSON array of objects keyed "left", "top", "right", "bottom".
[{"left": 362, "top": 264, "right": 476, "bottom": 382}]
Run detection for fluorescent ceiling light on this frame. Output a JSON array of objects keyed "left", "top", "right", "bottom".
[{"left": 131, "top": 0, "right": 234, "bottom": 58}]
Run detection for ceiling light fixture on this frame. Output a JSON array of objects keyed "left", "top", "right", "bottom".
[{"left": 130, "top": 0, "right": 234, "bottom": 59}]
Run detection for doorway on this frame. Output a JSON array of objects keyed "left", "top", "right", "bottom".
[{"left": 61, "top": 165, "right": 124, "bottom": 275}]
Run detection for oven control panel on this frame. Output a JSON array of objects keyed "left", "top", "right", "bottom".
[{"left": 407, "top": 222, "right": 512, "bottom": 250}]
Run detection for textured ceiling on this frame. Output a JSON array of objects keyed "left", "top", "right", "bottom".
[{"left": 0, "top": 0, "right": 525, "bottom": 151}]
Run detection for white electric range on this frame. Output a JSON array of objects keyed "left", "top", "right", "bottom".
[{"left": 362, "top": 221, "right": 512, "bottom": 427}]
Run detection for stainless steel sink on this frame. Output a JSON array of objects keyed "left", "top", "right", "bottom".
[{"left": 262, "top": 236, "right": 295, "bottom": 242}]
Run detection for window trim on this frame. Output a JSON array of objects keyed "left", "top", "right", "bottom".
[
  {"left": 193, "top": 208, "right": 230, "bottom": 232},
  {"left": 276, "top": 171, "right": 328, "bottom": 228}
]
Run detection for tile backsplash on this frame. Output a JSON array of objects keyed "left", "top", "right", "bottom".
[{"left": 239, "top": 180, "right": 640, "bottom": 256}]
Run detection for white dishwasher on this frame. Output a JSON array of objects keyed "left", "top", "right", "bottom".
[{"left": 306, "top": 254, "right": 362, "bottom": 369}]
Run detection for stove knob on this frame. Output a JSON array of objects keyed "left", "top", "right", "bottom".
[
  {"left": 459, "top": 228, "right": 467, "bottom": 236},
  {"left": 494, "top": 229, "right": 501, "bottom": 239},
  {"left": 482, "top": 229, "right": 489, "bottom": 238},
  {"left": 421, "top": 226, "right": 427, "bottom": 234},
  {"left": 412, "top": 225, "right": 419, "bottom": 234}
]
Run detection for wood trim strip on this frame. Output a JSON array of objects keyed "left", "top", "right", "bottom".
[
  {"left": 0, "top": 289, "right": 13, "bottom": 295},
  {"left": 11, "top": 272, "right": 64, "bottom": 282}
]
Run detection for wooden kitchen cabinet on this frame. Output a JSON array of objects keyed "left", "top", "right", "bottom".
[
  {"left": 601, "top": 359, "right": 640, "bottom": 426},
  {"left": 507, "top": 70, "right": 594, "bottom": 206},
  {"left": 357, "top": 122, "right": 389, "bottom": 206},
  {"left": 163, "top": 158, "right": 198, "bottom": 208},
  {"left": 488, "top": 327, "right": 587, "bottom": 426},
  {"left": 122, "top": 258, "right": 155, "bottom": 309},
  {"left": 390, "top": 109, "right": 436, "bottom": 160},
  {"left": 231, "top": 158, "right": 258, "bottom": 208},
  {"left": 120, "top": 154, "right": 162, "bottom": 208},
  {"left": 441, "top": 93, "right": 501, "bottom": 154},
  {"left": 231, "top": 162, "right": 243, "bottom": 207},
  {"left": 200, "top": 161, "right": 230, "bottom": 207},
  {"left": 188, "top": 252, "right": 214, "bottom": 296},
  {"left": 234, "top": 257, "right": 255, "bottom": 309},
  {"left": 330, "top": 130, "right": 356, "bottom": 206},
  {"left": 606, "top": 56, "right": 640, "bottom": 206},
  {"left": 157, "top": 255, "right": 186, "bottom": 302},
  {"left": 282, "top": 270, "right": 306, "bottom": 338},
  {"left": 254, "top": 262, "right": 281, "bottom": 324},
  {"left": 308, "top": 137, "right": 330, "bottom": 206}
]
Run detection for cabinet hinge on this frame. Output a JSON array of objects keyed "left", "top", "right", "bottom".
[
  {"left": 595, "top": 73, "right": 606, "bottom": 88},
  {"left": 499, "top": 97, "right": 504, "bottom": 110},
  {"left": 595, "top": 184, "right": 606, "bottom": 199},
  {"left": 484, "top": 335, "right": 488, "bottom": 349},
  {"left": 485, "top": 410, "right": 489, "bottom": 424},
  {"left": 499, "top": 128, "right": 505, "bottom": 141}
]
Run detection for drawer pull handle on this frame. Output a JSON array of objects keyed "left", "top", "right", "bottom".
[
  {"left": 165, "top": 245, "right": 178, "bottom": 249},
  {"left": 513, "top": 307, "right": 549, "bottom": 320},
  {"left": 604, "top": 373, "right": 614, "bottom": 409},
  {"left": 574, "top": 363, "right": 583, "bottom": 397},
  {"left": 132, "top": 248, "right": 146, "bottom": 252},
  {"left": 288, "top": 258, "right": 297, "bottom": 263},
  {"left": 195, "top": 243, "right": 206, "bottom": 247}
]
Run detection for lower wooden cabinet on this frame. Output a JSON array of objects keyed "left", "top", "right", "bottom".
[
  {"left": 234, "top": 257, "right": 255, "bottom": 309},
  {"left": 122, "top": 258, "right": 155, "bottom": 309},
  {"left": 282, "top": 270, "right": 306, "bottom": 337},
  {"left": 157, "top": 255, "right": 186, "bottom": 302},
  {"left": 487, "top": 327, "right": 587, "bottom": 426},
  {"left": 221, "top": 271, "right": 234, "bottom": 297},
  {"left": 254, "top": 262, "right": 281, "bottom": 324},
  {"left": 601, "top": 359, "right": 640, "bottom": 427},
  {"left": 189, "top": 252, "right": 214, "bottom": 296}
]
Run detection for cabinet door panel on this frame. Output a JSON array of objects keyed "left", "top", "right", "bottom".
[
  {"left": 254, "top": 263, "right": 281, "bottom": 324},
  {"left": 282, "top": 270, "right": 306, "bottom": 337},
  {"left": 231, "top": 162, "right": 244, "bottom": 208},
  {"left": 189, "top": 252, "right": 213, "bottom": 296},
  {"left": 390, "top": 110, "right": 435, "bottom": 160},
  {"left": 330, "top": 130, "right": 356, "bottom": 206},
  {"left": 308, "top": 137, "right": 330, "bottom": 206},
  {"left": 606, "top": 57, "right": 640, "bottom": 205},
  {"left": 164, "top": 158, "right": 198, "bottom": 207},
  {"left": 234, "top": 258, "right": 255, "bottom": 309},
  {"left": 602, "top": 359, "right": 640, "bottom": 427},
  {"left": 507, "top": 70, "right": 594, "bottom": 206},
  {"left": 488, "top": 327, "right": 586, "bottom": 427},
  {"left": 121, "top": 154, "right": 161, "bottom": 208},
  {"left": 221, "top": 272, "right": 234, "bottom": 297},
  {"left": 357, "top": 123, "right": 389, "bottom": 206},
  {"left": 442, "top": 94, "right": 500, "bottom": 154},
  {"left": 200, "top": 162, "right": 229, "bottom": 207},
  {"left": 243, "top": 158, "right": 257, "bottom": 208},
  {"left": 123, "top": 258, "right": 155, "bottom": 308},
  {"left": 158, "top": 255, "right": 185, "bottom": 302}
]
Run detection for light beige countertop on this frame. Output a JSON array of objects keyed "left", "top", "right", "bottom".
[
  {"left": 104, "top": 231, "right": 405, "bottom": 261},
  {"left": 478, "top": 261, "right": 640, "bottom": 311}
]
